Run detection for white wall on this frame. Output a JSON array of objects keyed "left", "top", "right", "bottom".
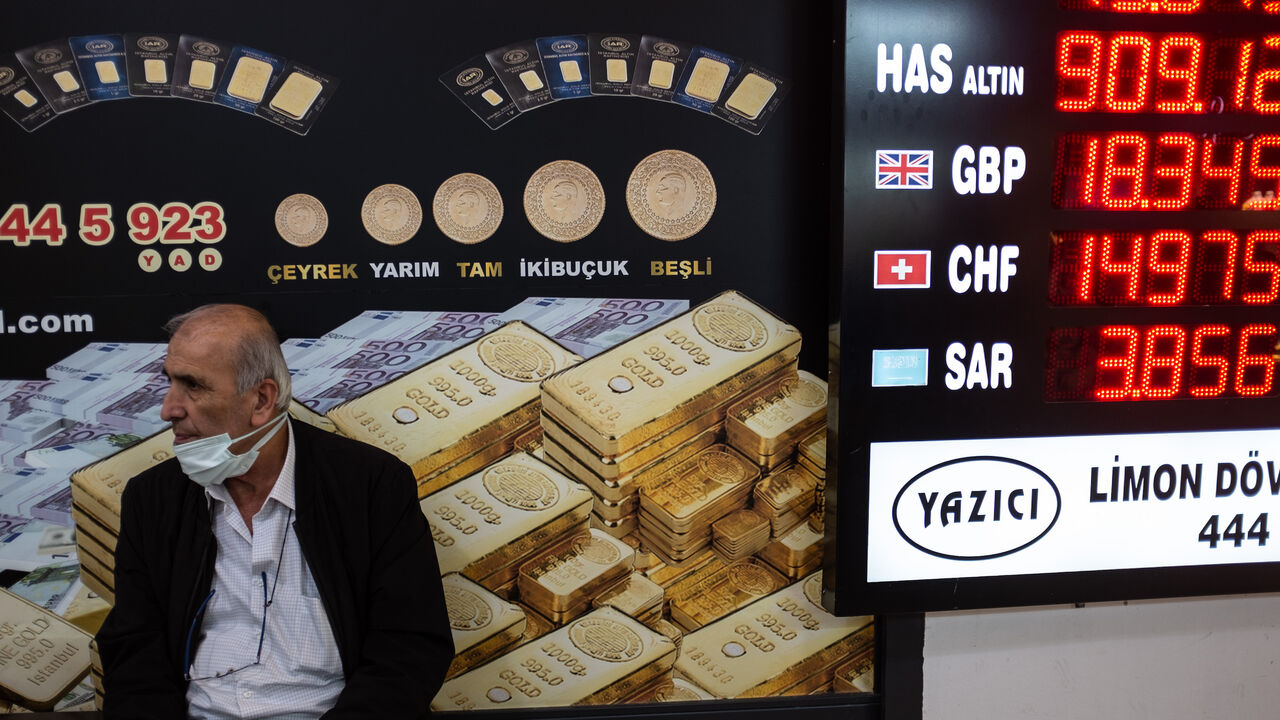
[{"left": 922, "top": 594, "right": 1280, "bottom": 720}]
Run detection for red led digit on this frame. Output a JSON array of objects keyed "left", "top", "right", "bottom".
[
  {"left": 1201, "top": 137, "right": 1244, "bottom": 206},
  {"left": 1077, "top": 234, "right": 1097, "bottom": 302},
  {"left": 1100, "top": 234, "right": 1143, "bottom": 300},
  {"left": 1146, "top": 231, "right": 1192, "bottom": 304},
  {"left": 1152, "top": 133, "right": 1196, "bottom": 208},
  {"left": 1249, "top": 134, "right": 1280, "bottom": 198},
  {"left": 1241, "top": 230, "right": 1280, "bottom": 303},
  {"left": 1096, "top": 326, "right": 1141, "bottom": 400},
  {"left": 1155, "top": 35, "right": 1205, "bottom": 112},
  {"left": 1140, "top": 325, "right": 1186, "bottom": 398},
  {"left": 1189, "top": 325, "right": 1232, "bottom": 397},
  {"left": 1199, "top": 230, "right": 1240, "bottom": 301},
  {"left": 1235, "top": 323, "right": 1278, "bottom": 395},
  {"left": 1058, "top": 32, "right": 1104, "bottom": 111},
  {"left": 1101, "top": 133, "right": 1150, "bottom": 209},
  {"left": 1081, "top": 136, "right": 1101, "bottom": 206},
  {"left": 1254, "top": 36, "right": 1280, "bottom": 112},
  {"left": 1234, "top": 41, "right": 1255, "bottom": 109},
  {"left": 1105, "top": 34, "right": 1154, "bottom": 111}
]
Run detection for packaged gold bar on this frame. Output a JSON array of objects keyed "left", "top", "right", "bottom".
[
  {"left": 422, "top": 452, "right": 593, "bottom": 581},
  {"left": 668, "top": 557, "right": 787, "bottom": 631},
  {"left": 442, "top": 574, "right": 528, "bottom": 679},
  {"left": 70, "top": 428, "right": 175, "bottom": 533},
  {"left": 643, "top": 546, "right": 719, "bottom": 588},
  {"left": 541, "top": 422, "right": 720, "bottom": 503},
  {"left": 0, "top": 589, "right": 95, "bottom": 711},
  {"left": 541, "top": 403, "right": 727, "bottom": 482},
  {"left": 639, "top": 445, "right": 759, "bottom": 533},
  {"left": 796, "top": 425, "right": 827, "bottom": 474},
  {"left": 592, "top": 572, "right": 663, "bottom": 619},
  {"left": 431, "top": 607, "right": 677, "bottom": 711},
  {"left": 541, "top": 291, "right": 801, "bottom": 456},
  {"left": 725, "top": 370, "right": 826, "bottom": 459},
  {"left": 758, "top": 521, "right": 824, "bottom": 577},
  {"left": 675, "top": 573, "right": 872, "bottom": 698},
  {"left": 832, "top": 647, "right": 875, "bottom": 694},
  {"left": 589, "top": 511, "right": 637, "bottom": 539},
  {"left": 517, "top": 529, "right": 635, "bottom": 617},
  {"left": 288, "top": 399, "right": 338, "bottom": 435},
  {"left": 329, "top": 322, "right": 581, "bottom": 482}
]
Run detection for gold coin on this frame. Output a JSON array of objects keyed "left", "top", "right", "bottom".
[
  {"left": 523, "top": 160, "right": 605, "bottom": 242},
  {"left": 432, "top": 172, "right": 503, "bottom": 244},
  {"left": 626, "top": 149, "right": 716, "bottom": 241},
  {"left": 361, "top": 183, "right": 422, "bottom": 245},
  {"left": 274, "top": 193, "right": 328, "bottom": 247}
]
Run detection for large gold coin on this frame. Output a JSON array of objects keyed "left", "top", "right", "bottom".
[
  {"left": 523, "top": 160, "right": 605, "bottom": 243},
  {"left": 432, "top": 173, "right": 503, "bottom": 244},
  {"left": 361, "top": 183, "right": 422, "bottom": 245},
  {"left": 274, "top": 193, "right": 328, "bottom": 247},
  {"left": 626, "top": 149, "right": 716, "bottom": 241}
]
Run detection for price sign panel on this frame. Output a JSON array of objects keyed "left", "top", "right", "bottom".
[{"left": 831, "top": 0, "right": 1280, "bottom": 614}]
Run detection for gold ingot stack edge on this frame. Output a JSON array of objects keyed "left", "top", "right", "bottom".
[
  {"left": 674, "top": 572, "right": 873, "bottom": 698},
  {"left": 442, "top": 573, "right": 528, "bottom": 679},
  {"left": 421, "top": 452, "right": 592, "bottom": 589},
  {"left": 724, "top": 369, "right": 827, "bottom": 469},
  {"left": 432, "top": 606, "right": 676, "bottom": 711},
  {"left": 328, "top": 321, "right": 582, "bottom": 497}
]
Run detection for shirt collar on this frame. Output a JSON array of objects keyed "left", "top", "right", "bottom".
[{"left": 203, "top": 418, "right": 297, "bottom": 512}]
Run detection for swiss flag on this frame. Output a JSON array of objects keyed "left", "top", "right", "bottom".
[{"left": 873, "top": 250, "right": 930, "bottom": 289}]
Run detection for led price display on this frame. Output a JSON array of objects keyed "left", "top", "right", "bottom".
[
  {"left": 1046, "top": 323, "right": 1278, "bottom": 400},
  {"left": 1061, "top": 0, "right": 1280, "bottom": 14},
  {"left": 1048, "top": 229, "right": 1280, "bottom": 305},
  {"left": 1052, "top": 131, "right": 1280, "bottom": 209},
  {"left": 1056, "top": 31, "right": 1280, "bottom": 113}
]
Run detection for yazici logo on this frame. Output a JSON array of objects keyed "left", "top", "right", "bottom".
[{"left": 892, "top": 456, "right": 1061, "bottom": 560}]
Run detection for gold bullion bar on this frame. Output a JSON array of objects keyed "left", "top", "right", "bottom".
[
  {"left": 422, "top": 452, "right": 593, "bottom": 580},
  {"left": 72, "top": 505, "right": 117, "bottom": 552},
  {"left": 639, "top": 445, "right": 759, "bottom": 534},
  {"left": 712, "top": 509, "right": 768, "bottom": 548},
  {"left": 288, "top": 399, "right": 339, "bottom": 435},
  {"left": 541, "top": 291, "right": 801, "bottom": 456},
  {"left": 442, "top": 573, "right": 528, "bottom": 679},
  {"left": 70, "top": 429, "right": 175, "bottom": 532},
  {"left": 516, "top": 603, "right": 555, "bottom": 644},
  {"left": 79, "top": 561, "right": 114, "bottom": 605},
  {"left": 797, "top": 424, "right": 827, "bottom": 471},
  {"left": 517, "top": 529, "right": 635, "bottom": 616},
  {"left": 0, "top": 589, "right": 94, "bottom": 711},
  {"left": 592, "top": 572, "right": 663, "bottom": 619},
  {"left": 668, "top": 557, "right": 787, "bottom": 630},
  {"left": 63, "top": 583, "right": 111, "bottom": 635},
  {"left": 627, "top": 677, "right": 716, "bottom": 703},
  {"left": 540, "top": 420, "right": 721, "bottom": 503},
  {"left": 417, "top": 435, "right": 517, "bottom": 498},
  {"left": 643, "top": 546, "right": 719, "bottom": 588},
  {"left": 649, "top": 617, "right": 683, "bottom": 653},
  {"left": 431, "top": 607, "right": 676, "bottom": 710},
  {"left": 755, "top": 464, "right": 819, "bottom": 517},
  {"left": 328, "top": 322, "right": 581, "bottom": 479},
  {"left": 511, "top": 424, "right": 543, "bottom": 456},
  {"left": 724, "top": 370, "right": 826, "bottom": 459},
  {"left": 474, "top": 520, "right": 589, "bottom": 592},
  {"left": 589, "top": 511, "right": 637, "bottom": 539},
  {"left": 797, "top": 455, "right": 823, "bottom": 479},
  {"left": 832, "top": 647, "right": 875, "bottom": 694},
  {"left": 675, "top": 573, "right": 872, "bottom": 698},
  {"left": 592, "top": 490, "right": 638, "bottom": 522},
  {"left": 76, "top": 530, "right": 115, "bottom": 572},
  {"left": 759, "top": 521, "right": 823, "bottom": 575},
  {"left": 776, "top": 626, "right": 874, "bottom": 696}
]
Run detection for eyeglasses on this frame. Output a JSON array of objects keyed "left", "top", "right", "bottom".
[{"left": 184, "top": 509, "right": 292, "bottom": 682}]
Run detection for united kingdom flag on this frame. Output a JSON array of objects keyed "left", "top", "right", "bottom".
[{"left": 875, "top": 150, "right": 933, "bottom": 190}]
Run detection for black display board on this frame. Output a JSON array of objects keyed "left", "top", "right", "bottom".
[{"left": 832, "top": 0, "right": 1280, "bottom": 614}]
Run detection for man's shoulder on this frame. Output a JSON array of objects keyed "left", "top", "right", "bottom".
[{"left": 292, "top": 421, "right": 411, "bottom": 476}]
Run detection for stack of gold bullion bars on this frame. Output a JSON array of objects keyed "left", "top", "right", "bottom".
[{"left": 66, "top": 291, "right": 873, "bottom": 709}]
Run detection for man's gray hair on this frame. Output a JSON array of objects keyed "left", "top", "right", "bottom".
[{"left": 164, "top": 304, "right": 292, "bottom": 412}]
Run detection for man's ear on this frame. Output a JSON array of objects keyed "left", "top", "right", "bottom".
[{"left": 250, "top": 378, "right": 281, "bottom": 425}]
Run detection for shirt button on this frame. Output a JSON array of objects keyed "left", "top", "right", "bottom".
[{"left": 243, "top": 690, "right": 254, "bottom": 699}]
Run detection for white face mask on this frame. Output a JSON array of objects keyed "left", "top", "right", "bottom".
[{"left": 173, "top": 412, "right": 288, "bottom": 488}]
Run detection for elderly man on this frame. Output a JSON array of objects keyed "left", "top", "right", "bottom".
[{"left": 96, "top": 304, "right": 452, "bottom": 719}]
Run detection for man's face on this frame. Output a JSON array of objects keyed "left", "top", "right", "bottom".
[{"left": 160, "top": 325, "right": 256, "bottom": 446}]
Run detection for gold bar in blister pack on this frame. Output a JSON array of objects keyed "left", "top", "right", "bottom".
[
  {"left": 832, "top": 647, "right": 875, "bottom": 694},
  {"left": 70, "top": 429, "right": 175, "bottom": 532},
  {"left": 541, "top": 291, "right": 801, "bottom": 456},
  {"left": 668, "top": 557, "right": 787, "bottom": 631},
  {"left": 589, "top": 511, "right": 637, "bottom": 539},
  {"left": 540, "top": 420, "right": 721, "bottom": 503},
  {"left": 675, "top": 573, "right": 872, "bottom": 698},
  {"left": 328, "top": 322, "right": 581, "bottom": 485},
  {"left": 442, "top": 573, "right": 528, "bottom": 679},
  {"left": 639, "top": 444, "right": 758, "bottom": 533},
  {"left": 627, "top": 677, "right": 716, "bottom": 703},
  {"left": 724, "top": 369, "right": 826, "bottom": 460},
  {"left": 592, "top": 572, "right": 663, "bottom": 619},
  {"left": 422, "top": 452, "right": 593, "bottom": 581},
  {"left": 431, "top": 607, "right": 677, "bottom": 710},
  {"left": 758, "top": 521, "right": 823, "bottom": 578},
  {"left": 288, "top": 399, "right": 339, "bottom": 435},
  {"left": 0, "top": 589, "right": 94, "bottom": 711},
  {"left": 517, "top": 529, "right": 635, "bottom": 618}
]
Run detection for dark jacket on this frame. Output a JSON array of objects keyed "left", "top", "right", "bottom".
[{"left": 96, "top": 421, "right": 453, "bottom": 719}]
